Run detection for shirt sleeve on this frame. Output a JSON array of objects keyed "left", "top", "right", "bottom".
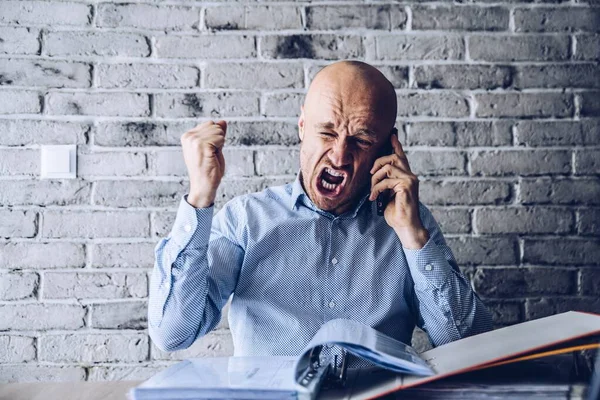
[
  {"left": 148, "top": 195, "right": 244, "bottom": 352},
  {"left": 404, "top": 202, "right": 493, "bottom": 347}
]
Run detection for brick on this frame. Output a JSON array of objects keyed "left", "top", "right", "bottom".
[
  {"left": 420, "top": 180, "right": 512, "bottom": 205},
  {"left": 306, "top": 5, "right": 402, "bottom": 30},
  {"left": 469, "top": 35, "right": 570, "bottom": 61},
  {"left": 578, "top": 208, "right": 600, "bottom": 236},
  {"left": 87, "top": 152, "right": 147, "bottom": 180},
  {"left": 397, "top": 92, "right": 470, "bottom": 118},
  {"left": 263, "top": 92, "right": 303, "bottom": 117},
  {"left": 414, "top": 65, "right": 513, "bottom": 90},
  {"left": 0, "top": 59, "right": 90, "bottom": 88},
  {"left": 581, "top": 91, "right": 600, "bottom": 117},
  {"left": 520, "top": 178, "right": 600, "bottom": 205},
  {"left": 39, "top": 334, "right": 148, "bottom": 363},
  {"left": 45, "top": 32, "right": 149, "bottom": 57},
  {"left": 471, "top": 149, "right": 571, "bottom": 176},
  {"left": 514, "top": 64, "right": 600, "bottom": 89},
  {"left": 155, "top": 92, "right": 259, "bottom": 118},
  {"left": 407, "top": 121, "right": 512, "bottom": 147},
  {"left": 42, "top": 211, "right": 150, "bottom": 238},
  {"left": 0, "top": 180, "right": 91, "bottom": 206},
  {"left": 44, "top": 272, "right": 147, "bottom": 300},
  {"left": 0, "top": 242, "right": 85, "bottom": 269},
  {"left": 214, "top": 177, "right": 290, "bottom": 208},
  {"left": 575, "top": 149, "right": 600, "bottom": 175},
  {"left": 475, "top": 93, "right": 574, "bottom": 118},
  {"left": 516, "top": 120, "right": 600, "bottom": 146},
  {"left": 413, "top": 6, "right": 509, "bottom": 31},
  {"left": 0, "top": 90, "right": 41, "bottom": 114},
  {"left": 0, "top": 304, "right": 85, "bottom": 330},
  {"left": 0, "top": 27, "right": 40, "bottom": 55},
  {"left": 377, "top": 35, "right": 464, "bottom": 60},
  {"left": 155, "top": 35, "right": 255, "bottom": 59},
  {"left": 91, "top": 301, "right": 147, "bottom": 329},
  {"left": 0, "top": 119, "right": 89, "bottom": 146},
  {"left": 261, "top": 34, "right": 363, "bottom": 60},
  {"left": 97, "top": 64, "right": 198, "bottom": 89},
  {"left": 515, "top": 8, "right": 600, "bottom": 33},
  {"left": 0, "top": 272, "right": 38, "bottom": 300},
  {"left": 78, "top": 151, "right": 146, "bottom": 177},
  {"left": 0, "top": 366, "right": 85, "bottom": 383},
  {"left": 95, "top": 121, "right": 188, "bottom": 147},
  {"left": 377, "top": 66, "right": 410, "bottom": 89},
  {"left": 152, "top": 212, "right": 176, "bottom": 237},
  {"left": 485, "top": 301, "right": 522, "bottom": 325},
  {"left": 526, "top": 297, "right": 600, "bottom": 320},
  {"left": 46, "top": 92, "right": 150, "bottom": 117},
  {"left": 255, "top": 148, "right": 300, "bottom": 176},
  {"left": 575, "top": 35, "right": 600, "bottom": 61},
  {"left": 0, "top": 210, "right": 37, "bottom": 238},
  {"left": 206, "top": 62, "right": 303, "bottom": 89},
  {"left": 226, "top": 121, "right": 299, "bottom": 146},
  {"left": 475, "top": 207, "right": 574, "bottom": 234},
  {"left": 523, "top": 238, "right": 600, "bottom": 265},
  {"left": 581, "top": 269, "right": 600, "bottom": 295},
  {"left": 0, "top": 336, "right": 35, "bottom": 363},
  {"left": 88, "top": 366, "right": 163, "bottom": 381},
  {"left": 474, "top": 267, "right": 575, "bottom": 297},
  {"left": 151, "top": 330, "right": 233, "bottom": 360},
  {"left": 94, "top": 181, "right": 186, "bottom": 208},
  {"left": 0, "top": 149, "right": 38, "bottom": 176},
  {"left": 150, "top": 148, "right": 254, "bottom": 179},
  {"left": 406, "top": 150, "right": 466, "bottom": 176},
  {"left": 446, "top": 236, "right": 518, "bottom": 265},
  {"left": 91, "top": 243, "right": 156, "bottom": 269},
  {"left": 206, "top": 5, "right": 302, "bottom": 30},
  {"left": 0, "top": 1, "right": 91, "bottom": 26},
  {"left": 429, "top": 207, "right": 471, "bottom": 234},
  {"left": 97, "top": 3, "right": 197, "bottom": 31}
]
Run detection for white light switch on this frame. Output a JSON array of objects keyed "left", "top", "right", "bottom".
[{"left": 41, "top": 145, "right": 77, "bottom": 179}]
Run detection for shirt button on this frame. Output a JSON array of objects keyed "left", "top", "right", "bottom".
[
  {"left": 331, "top": 258, "right": 338, "bottom": 265},
  {"left": 184, "top": 224, "right": 192, "bottom": 233},
  {"left": 424, "top": 264, "right": 433, "bottom": 271},
  {"left": 455, "top": 320, "right": 462, "bottom": 326},
  {"left": 328, "top": 301, "right": 336, "bottom": 309}
]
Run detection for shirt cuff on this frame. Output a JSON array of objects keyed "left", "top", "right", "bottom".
[
  {"left": 403, "top": 237, "right": 454, "bottom": 290},
  {"left": 170, "top": 195, "right": 214, "bottom": 250}
]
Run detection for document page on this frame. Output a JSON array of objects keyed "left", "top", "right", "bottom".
[{"left": 294, "top": 319, "right": 434, "bottom": 379}]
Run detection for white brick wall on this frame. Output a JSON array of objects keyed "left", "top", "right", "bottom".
[{"left": 1, "top": 0, "right": 599, "bottom": 383}]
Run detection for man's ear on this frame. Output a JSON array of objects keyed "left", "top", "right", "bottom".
[{"left": 298, "top": 105, "right": 305, "bottom": 141}]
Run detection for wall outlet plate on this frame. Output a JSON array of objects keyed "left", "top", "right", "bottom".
[{"left": 41, "top": 145, "right": 77, "bottom": 179}]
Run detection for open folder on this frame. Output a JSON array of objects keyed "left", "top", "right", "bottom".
[{"left": 130, "top": 311, "right": 600, "bottom": 400}]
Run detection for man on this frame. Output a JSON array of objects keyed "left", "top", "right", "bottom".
[{"left": 148, "top": 61, "right": 492, "bottom": 358}]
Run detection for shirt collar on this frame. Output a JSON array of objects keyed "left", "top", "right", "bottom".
[{"left": 289, "top": 171, "right": 373, "bottom": 219}]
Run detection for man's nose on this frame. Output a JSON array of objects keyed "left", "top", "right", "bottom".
[{"left": 328, "top": 140, "right": 352, "bottom": 167}]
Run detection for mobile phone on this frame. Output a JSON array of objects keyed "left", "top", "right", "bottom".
[{"left": 376, "top": 128, "right": 398, "bottom": 216}]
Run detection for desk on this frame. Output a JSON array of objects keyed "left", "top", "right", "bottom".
[
  {"left": 0, "top": 358, "right": 593, "bottom": 400},
  {"left": 0, "top": 380, "right": 589, "bottom": 400}
]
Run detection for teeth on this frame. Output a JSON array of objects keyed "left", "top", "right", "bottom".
[
  {"left": 322, "top": 179, "right": 337, "bottom": 190},
  {"left": 326, "top": 167, "right": 344, "bottom": 177}
]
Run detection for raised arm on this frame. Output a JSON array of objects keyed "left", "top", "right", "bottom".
[{"left": 148, "top": 121, "right": 244, "bottom": 352}]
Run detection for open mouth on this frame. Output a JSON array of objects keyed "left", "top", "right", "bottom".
[{"left": 316, "top": 167, "right": 348, "bottom": 197}]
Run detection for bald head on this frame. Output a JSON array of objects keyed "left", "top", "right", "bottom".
[
  {"left": 304, "top": 61, "right": 397, "bottom": 130},
  {"left": 297, "top": 61, "right": 399, "bottom": 215}
]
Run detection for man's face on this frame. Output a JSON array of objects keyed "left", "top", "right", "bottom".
[{"left": 298, "top": 83, "right": 391, "bottom": 215}]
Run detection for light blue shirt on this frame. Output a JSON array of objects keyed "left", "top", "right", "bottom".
[{"left": 148, "top": 174, "right": 492, "bottom": 359}]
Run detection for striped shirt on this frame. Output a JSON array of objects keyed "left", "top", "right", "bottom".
[{"left": 148, "top": 174, "right": 493, "bottom": 360}]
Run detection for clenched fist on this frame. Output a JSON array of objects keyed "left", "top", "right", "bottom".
[{"left": 181, "top": 120, "right": 227, "bottom": 208}]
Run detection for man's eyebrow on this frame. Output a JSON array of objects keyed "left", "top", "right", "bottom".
[{"left": 315, "top": 123, "right": 376, "bottom": 137}]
